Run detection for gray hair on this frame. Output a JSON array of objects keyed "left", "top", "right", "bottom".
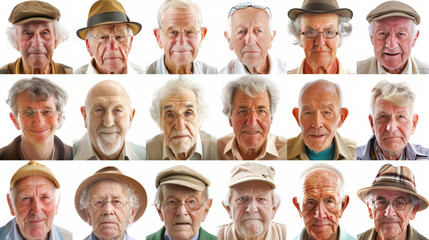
[
  {"left": 298, "top": 79, "right": 343, "bottom": 107},
  {"left": 364, "top": 190, "right": 420, "bottom": 210},
  {"left": 295, "top": 163, "right": 346, "bottom": 207},
  {"left": 227, "top": 3, "right": 273, "bottom": 35},
  {"left": 369, "top": 20, "right": 418, "bottom": 40},
  {"left": 288, "top": 14, "right": 352, "bottom": 46},
  {"left": 9, "top": 180, "right": 60, "bottom": 210},
  {"left": 79, "top": 179, "right": 139, "bottom": 212},
  {"left": 370, "top": 80, "right": 415, "bottom": 116},
  {"left": 222, "top": 75, "right": 279, "bottom": 118},
  {"left": 154, "top": 184, "right": 209, "bottom": 210},
  {"left": 222, "top": 188, "right": 281, "bottom": 208},
  {"left": 7, "top": 20, "right": 68, "bottom": 50},
  {"left": 150, "top": 76, "right": 208, "bottom": 128},
  {"left": 157, "top": 0, "right": 203, "bottom": 28},
  {"left": 6, "top": 77, "right": 68, "bottom": 129}
]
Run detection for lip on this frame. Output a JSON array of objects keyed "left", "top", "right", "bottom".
[
  {"left": 28, "top": 219, "right": 44, "bottom": 224},
  {"left": 30, "top": 129, "right": 49, "bottom": 134},
  {"left": 309, "top": 134, "right": 326, "bottom": 139},
  {"left": 172, "top": 135, "right": 189, "bottom": 139},
  {"left": 383, "top": 52, "right": 400, "bottom": 56}
]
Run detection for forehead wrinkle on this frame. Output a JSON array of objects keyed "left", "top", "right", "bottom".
[{"left": 163, "top": 8, "right": 199, "bottom": 28}]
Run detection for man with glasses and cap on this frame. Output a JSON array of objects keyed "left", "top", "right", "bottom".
[
  {"left": 287, "top": 0, "right": 353, "bottom": 74},
  {"left": 357, "top": 1, "right": 429, "bottom": 74},
  {"left": 219, "top": 1, "right": 287, "bottom": 74},
  {"left": 147, "top": 165, "right": 216, "bottom": 240},
  {"left": 146, "top": 0, "right": 216, "bottom": 74},
  {"left": 0, "top": 1, "right": 72, "bottom": 74},
  {"left": 75, "top": 0, "right": 144, "bottom": 74},
  {"left": 218, "top": 162, "right": 285, "bottom": 240},
  {"left": 357, "top": 164, "right": 428, "bottom": 240},
  {"left": 75, "top": 166, "right": 147, "bottom": 240},
  {"left": 0, "top": 161, "right": 72, "bottom": 239}
]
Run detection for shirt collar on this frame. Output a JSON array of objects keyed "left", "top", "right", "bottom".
[
  {"left": 377, "top": 57, "right": 412, "bottom": 74},
  {"left": 164, "top": 228, "right": 200, "bottom": 240},
  {"left": 162, "top": 132, "right": 203, "bottom": 160},
  {"left": 158, "top": 55, "right": 203, "bottom": 74},
  {"left": 224, "top": 133, "right": 278, "bottom": 160},
  {"left": 16, "top": 57, "right": 56, "bottom": 74},
  {"left": 88, "top": 58, "right": 137, "bottom": 74},
  {"left": 74, "top": 133, "right": 134, "bottom": 160},
  {"left": 88, "top": 230, "right": 132, "bottom": 240}
]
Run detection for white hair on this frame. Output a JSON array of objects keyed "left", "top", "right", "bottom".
[
  {"left": 226, "top": 6, "right": 273, "bottom": 35},
  {"left": 370, "top": 80, "right": 415, "bottom": 116},
  {"left": 157, "top": 0, "right": 203, "bottom": 28}
]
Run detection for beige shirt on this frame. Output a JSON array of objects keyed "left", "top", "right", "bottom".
[
  {"left": 288, "top": 58, "right": 353, "bottom": 74},
  {"left": 217, "top": 222, "right": 286, "bottom": 240},
  {"left": 357, "top": 56, "right": 429, "bottom": 74},
  {"left": 217, "top": 133, "right": 287, "bottom": 160}
]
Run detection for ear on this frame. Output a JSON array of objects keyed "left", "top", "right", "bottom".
[
  {"left": 154, "top": 28, "right": 163, "bottom": 49},
  {"left": 370, "top": 33, "right": 374, "bottom": 46},
  {"left": 337, "top": 107, "right": 349, "bottom": 128},
  {"left": 128, "top": 108, "right": 136, "bottom": 129},
  {"left": 229, "top": 117, "right": 233, "bottom": 127},
  {"left": 80, "top": 106, "right": 88, "bottom": 128},
  {"left": 369, "top": 114, "right": 375, "bottom": 134},
  {"left": 292, "top": 197, "right": 303, "bottom": 218},
  {"left": 55, "top": 194, "right": 60, "bottom": 215},
  {"left": 271, "top": 200, "right": 279, "bottom": 219},
  {"left": 292, "top": 108, "right": 300, "bottom": 126},
  {"left": 10, "top": 112, "right": 20, "bottom": 130},
  {"left": 222, "top": 201, "right": 233, "bottom": 219},
  {"left": 199, "top": 27, "right": 207, "bottom": 47},
  {"left": 201, "top": 198, "right": 213, "bottom": 222},
  {"left": 128, "top": 207, "right": 138, "bottom": 224},
  {"left": 366, "top": 201, "right": 374, "bottom": 219},
  {"left": 156, "top": 206, "right": 165, "bottom": 222},
  {"left": 338, "top": 195, "right": 350, "bottom": 218},
  {"left": 224, "top": 31, "right": 233, "bottom": 51},
  {"left": 7, "top": 193, "right": 15, "bottom": 216},
  {"left": 56, "top": 113, "right": 62, "bottom": 125},
  {"left": 410, "top": 203, "right": 419, "bottom": 220},
  {"left": 54, "top": 38, "right": 58, "bottom": 49},
  {"left": 269, "top": 30, "right": 276, "bottom": 49},
  {"left": 127, "top": 36, "right": 133, "bottom": 53},
  {"left": 411, "top": 30, "right": 419, "bottom": 47},
  {"left": 85, "top": 39, "right": 93, "bottom": 57},
  {"left": 85, "top": 208, "right": 93, "bottom": 225},
  {"left": 411, "top": 114, "right": 418, "bottom": 135}
]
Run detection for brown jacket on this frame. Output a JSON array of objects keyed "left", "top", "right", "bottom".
[{"left": 0, "top": 57, "right": 72, "bottom": 74}]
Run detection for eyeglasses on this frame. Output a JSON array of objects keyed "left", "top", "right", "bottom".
[
  {"left": 90, "top": 33, "right": 131, "bottom": 44},
  {"left": 228, "top": 5, "right": 271, "bottom": 19},
  {"left": 18, "top": 108, "right": 59, "bottom": 119},
  {"left": 372, "top": 199, "right": 411, "bottom": 211},
  {"left": 164, "top": 110, "right": 196, "bottom": 123},
  {"left": 163, "top": 199, "right": 204, "bottom": 211},
  {"left": 160, "top": 29, "right": 201, "bottom": 39},
  {"left": 301, "top": 30, "right": 339, "bottom": 39},
  {"left": 90, "top": 198, "right": 128, "bottom": 209},
  {"left": 235, "top": 108, "right": 270, "bottom": 119}
]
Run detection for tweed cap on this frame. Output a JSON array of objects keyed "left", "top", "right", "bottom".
[
  {"left": 229, "top": 162, "right": 276, "bottom": 189},
  {"left": 366, "top": 1, "right": 420, "bottom": 24},
  {"left": 288, "top": 0, "right": 352, "bottom": 20},
  {"left": 357, "top": 164, "right": 428, "bottom": 211},
  {"left": 10, "top": 161, "right": 60, "bottom": 190},
  {"left": 156, "top": 165, "right": 210, "bottom": 192},
  {"left": 74, "top": 166, "right": 147, "bottom": 222},
  {"left": 9, "top": 1, "right": 61, "bottom": 25}
]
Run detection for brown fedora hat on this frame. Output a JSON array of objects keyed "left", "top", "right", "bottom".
[
  {"left": 74, "top": 166, "right": 147, "bottom": 222},
  {"left": 76, "top": 0, "right": 142, "bottom": 40},
  {"left": 288, "top": 0, "right": 353, "bottom": 20},
  {"left": 357, "top": 164, "right": 428, "bottom": 211}
]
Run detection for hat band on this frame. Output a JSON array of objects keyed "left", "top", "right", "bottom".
[
  {"left": 302, "top": 3, "right": 339, "bottom": 12},
  {"left": 372, "top": 180, "right": 417, "bottom": 194},
  {"left": 87, "top": 11, "right": 130, "bottom": 27}
]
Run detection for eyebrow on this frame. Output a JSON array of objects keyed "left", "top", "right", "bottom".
[{"left": 163, "top": 104, "right": 196, "bottom": 111}]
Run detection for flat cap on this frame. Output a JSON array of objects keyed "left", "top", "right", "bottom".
[
  {"left": 366, "top": 1, "right": 420, "bottom": 24},
  {"left": 10, "top": 161, "right": 60, "bottom": 190},
  {"left": 156, "top": 165, "right": 210, "bottom": 192},
  {"left": 229, "top": 162, "right": 276, "bottom": 189},
  {"left": 9, "top": 1, "right": 61, "bottom": 25}
]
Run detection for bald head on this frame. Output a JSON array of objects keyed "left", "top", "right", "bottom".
[
  {"left": 85, "top": 80, "right": 131, "bottom": 110},
  {"left": 299, "top": 80, "right": 342, "bottom": 108}
]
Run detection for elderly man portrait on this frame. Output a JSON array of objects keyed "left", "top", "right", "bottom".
[
  {"left": 218, "top": 162, "right": 285, "bottom": 240},
  {"left": 287, "top": 0, "right": 353, "bottom": 74},
  {"left": 217, "top": 76, "right": 287, "bottom": 160},
  {"left": 0, "top": 1, "right": 71, "bottom": 74},
  {"left": 147, "top": 77, "right": 216, "bottom": 160},
  {"left": 146, "top": 0, "right": 216, "bottom": 74},
  {"left": 147, "top": 165, "right": 216, "bottom": 240},
  {"left": 75, "top": 0, "right": 144, "bottom": 74},
  {"left": 0, "top": 161, "right": 71, "bottom": 239},
  {"left": 219, "top": 1, "right": 287, "bottom": 74},
  {"left": 357, "top": 164, "right": 428, "bottom": 240},
  {"left": 73, "top": 80, "right": 146, "bottom": 160},
  {"left": 357, "top": 1, "right": 429, "bottom": 74},
  {"left": 75, "top": 166, "right": 147, "bottom": 240},
  {"left": 357, "top": 80, "right": 429, "bottom": 160},
  {"left": 0, "top": 77, "right": 72, "bottom": 160},
  {"left": 288, "top": 79, "right": 356, "bottom": 160},
  {"left": 293, "top": 164, "right": 354, "bottom": 240}
]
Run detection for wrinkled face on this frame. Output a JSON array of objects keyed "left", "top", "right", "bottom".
[
  {"left": 296, "top": 169, "right": 347, "bottom": 240},
  {"left": 86, "top": 180, "right": 135, "bottom": 240},
  {"left": 227, "top": 8, "right": 273, "bottom": 68},
  {"left": 300, "top": 13, "right": 340, "bottom": 69},
  {"left": 368, "top": 190, "right": 417, "bottom": 240},
  {"left": 16, "top": 21, "right": 57, "bottom": 72},
  {"left": 7, "top": 176, "right": 58, "bottom": 240},
  {"left": 371, "top": 17, "right": 417, "bottom": 73},
  {"left": 158, "top": 185, "right": 210, "bottom": 240},
  {"left": 87, "top": 24, "right": 133, "bottom": 74},
  {"left": 12, "top": 92, "right": 60, "bottom": 146},
  {"left": 229, "top": 89, "right": 272, "bottom": 153},
  {"left": 225, "top": 181, "right": 277, "bottom": 239},
  {"left": 370, "top": 96, "right": 417, "bottom": 158},
  {"left": 156, "top": 7, "right": 205, "bottom": 67},
  {"left": 294, "top": 81, "right": 346, "bottom": 153},
  {"left": 160, "top": 89, "right": 199, "bottom": 158},
  {"left": 83, "top": 81, "right": 134, "bottom": 157}
]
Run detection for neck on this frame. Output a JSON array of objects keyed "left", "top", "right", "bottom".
[
  {"left": 383, "top": 64, "right": 406, "bottom": 74},
  {"left": 304, "top": 58, "right": 338, "bottom": 74},
  {"left": 23, "top": 63, "right": 51, "bottom": 74},
  {"left": 173, "top": 146, "right": 194, "bottom": 160},
  {"left": 21, "top": 137, "right": 54, "bottom": 160},
  {"left": 237, "top": 143, "right": 262, "bottom": 160},
  {"left": 381, "top": 149, "right": 403, "bottom": 160},
  {"left": 237, "top": 232, "right": 267, "bottom": 240},
  {"left": 245, "top": 56, "right": 270, "bottom": 74},
  {"left": 376, "top": 231, "right": 407, "bottom": 240},
  {"left": 165, "top": 60, "right": 193, "bottom": 74},
  {"left": 305, "top": 228, "right": 339, "bottom": 240}
]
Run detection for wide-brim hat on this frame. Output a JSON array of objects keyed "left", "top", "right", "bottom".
[
  {"left": 288, "top": 0, "right": 353, "bottom": 20},
  {"left": 10, "top": 160, "right": 60, "bottom": 190},
  {"left": 76, "top": 0, "right": 142, "bottom": 40},
  {"left": 74, "top": 166, "right": 147, "bottom": 222},
  {"left": 366, "top": 1, "right": 420, "bottom": 25},
  {"left": 357, "top": 164, "right": 428, "bottom": 212},
  {"left": 229, "top": 162, "right": 276, "bottom": 189},
  {"left": 9, "top": 1, "right": 61, "bottom": 25},
  {"left": 156, "top": 165, "right": 210, "bottom": 192}
]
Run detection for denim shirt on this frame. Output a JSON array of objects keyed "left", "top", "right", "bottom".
[{"left": 84, "top": 231, "right": 135, "bottom": 240}]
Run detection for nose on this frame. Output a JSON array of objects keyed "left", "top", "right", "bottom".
[
  {"left": 245, "top": 32, "right": 256, "bottom": 45},
  {"left": 315, "top": 32, "right": 326, "bottom": 46},
  {"left": 30, "top": 198, "right": 42, "bottom": 213},
  {"left": 102, "top": 201, "right": 115, "bottom": 215},
  {"left": 30, "top": 33, "right": 43, "bottom": 47},
  {"left": 385, "top": 32, "right": 399, "bottom": 49},
  {"left": 176, "top": 203, "right": 189, "bottom": 216},
  {"left": 32, "top": 111, "right": 45, "bottom": 126},
  {"left": 384, "top": 203, "right": 397, "bottom": 217},
  {"left": 103, "top": 111, "right": 115, "bottom": 127},
  {"left": 107, "top": 37, "right": 118, "bottom": 51},
  {"left": 386, "top": 118, "right": 398, "bottom": 132},
  {"left": 177, "top": 32, "right": 186, "bottom": 46},
  {"left": 246, "top": 198, "right": 258, "bottom": 213},
  {"left": 175, "top": 114, "right": 186, "bottom": 130},
  {"left": 246, "top": 111, "right": 258, "bottom": 127},
  {"left": 314, "top": 202, "right": 328, "bottom": 220},
  {"left": 311, "top": 111, "right": 323, "bottom": 128}
]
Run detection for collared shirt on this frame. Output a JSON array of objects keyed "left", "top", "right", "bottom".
[
  {"left": 0, "top": 57, "right": 73, "bottom": 74},
  {"left": 74, "top": 58, "right": 145, "bottom": 74},
  {"left": 146, "top": 55, "right": 217, "bottom": 74},
  {"left": 0, "top": 218, "right": 68, "bottom": 240},
  {"left": 377, "top": 57, "right": 413, "bottom": 74},
  {"left": 288, "top": 58, "right": 353, "bottom": 74},
  {"left": 218, "top": 54, "right": 287, "bottom": 74},
  {"left": 73, "top": 133, "right": 146, "bottom": 160},
  {"left": 357, "top": 56, "right": 429, "bottom": 74},
  {"left": 217, "top": 133, "right": 287, "bottom": 160},
  {"left": 162, "top": 132, "right": 203, "bottom": 160},
  {"left": 164, "top": 230, "right": 199, "bottom": 240},
  {"left": 217, "top": 222, "right": 286, "bottom": 240},
  {"left": 84, "top": 231, "right": 135, "bottom": 240},
  {"left": 357, "top": 225, "right": 427, "bottom": 240},
  {"left": 294, "top": 225, "right": 355, "bottom": 240}
]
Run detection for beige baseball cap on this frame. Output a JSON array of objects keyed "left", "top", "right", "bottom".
[
  {"left": 156, "top": 165, "right": 210, "bottom": 191},
  {"left": 10, "top": 160, "right": 60, "bottom": 190},
  {"left": 229, "top": 162, "right": 276, "bottom": 189}
]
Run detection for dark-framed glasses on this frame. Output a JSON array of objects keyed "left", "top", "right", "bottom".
[
  {"left": 161, "top": 29, "right": 201, "bottom": 39},
  {"left": 372, "top": 199, "right": 411, "bottom": 211},
  {"left": 301, "top": 30, "right": 339, "bottom": 39},
  {"left": 163, "top": 199, "right": 204, "bottom": 211},
  {"left": 90, "top": 198, "right": 128, "bottom": 209},
  {"left": 18, "top": 108, "right": 59, "bottom": 119},
  {"left": 90, "top": 33, "right": 131, "bottom": 44}
]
